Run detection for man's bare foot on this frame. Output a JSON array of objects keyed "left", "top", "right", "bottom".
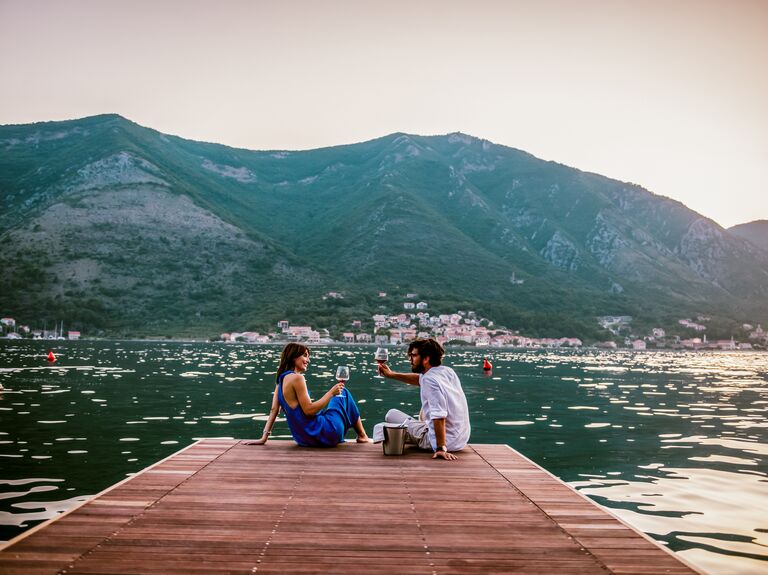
[{"left": 356, "top": 435, "right": 371, "bottom": 443}]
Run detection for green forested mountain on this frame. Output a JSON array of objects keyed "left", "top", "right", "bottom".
[{"left": 1, "top": 114, "right": 766, "bottom": 339}]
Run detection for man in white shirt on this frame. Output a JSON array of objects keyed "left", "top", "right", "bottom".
[{"left": 375, "top": 338, "right": 470, "bottom": 461}]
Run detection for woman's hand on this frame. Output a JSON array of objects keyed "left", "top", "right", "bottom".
[
  {"left": 243, "top": 435, "right": 268, "bottom": 446},
  {"left": 329, "top": 381, "right": 345, "bottom": 396}
]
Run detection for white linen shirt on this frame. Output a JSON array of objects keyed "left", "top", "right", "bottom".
[{"left": 419, "top": 365, "right": 471, "bottom": 451}]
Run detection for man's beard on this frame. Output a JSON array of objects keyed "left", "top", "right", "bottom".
[{"left": 411, "top": 362, "right": 425, "bottom": 374}]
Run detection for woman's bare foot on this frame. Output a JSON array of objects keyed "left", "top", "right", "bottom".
[{"left": 352, "top": 417, "right": 369, "bottom": 442}]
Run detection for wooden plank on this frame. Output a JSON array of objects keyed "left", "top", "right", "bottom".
[
  {"left": 472, "top": 444, "right": 703, "bottom": 575},
  {"left": 0, "top": 439, "right": 234, "bottom": 575},
  {"left": 0, "top": 440, "right": 702, "bottom": 575}
]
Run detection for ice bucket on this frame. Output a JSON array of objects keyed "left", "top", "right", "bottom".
[{"left": 382, "top": 423, "right": 407, "bottom": 456}]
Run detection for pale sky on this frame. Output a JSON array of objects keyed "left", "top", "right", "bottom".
[{"left": 1, "top": 0, "right": 765, "bottom": 228}]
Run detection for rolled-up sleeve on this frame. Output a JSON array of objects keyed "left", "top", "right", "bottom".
[{"left": 423, "top": 375, "right": 448, "bottom": 419}]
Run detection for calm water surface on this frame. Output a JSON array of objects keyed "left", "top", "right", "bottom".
[{"left": 0, "top": 341, "right": 766, "bottom": 574}]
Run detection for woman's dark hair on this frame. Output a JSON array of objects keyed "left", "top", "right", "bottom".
[
  {"left": 275, "top": 343, "right": 310, "bottom": 383},
  {"left": 408, "top": 338, "right": 444, "bottom": 366}
]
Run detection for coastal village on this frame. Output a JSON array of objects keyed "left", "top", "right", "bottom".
[
  {"left": 3, "top": 294, "right": 766, "bottom": 350},
  {"left": 223, "top": 309, "right": 583, "bottom": 348},
  {"left": 0, "top": 318, "right": 80, "bottom": 341},
  {"left": 596, "top": 315, "right": 765, "bottom": 350},
  {"left": 214, "top": 292, "right": 767, "bottom": 351}
]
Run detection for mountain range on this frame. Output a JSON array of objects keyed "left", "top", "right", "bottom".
[
  {"left": 728, "top": 220, "right": 768, "bottom": 253},
  {"left": 1, "top": 114, "right": 766, "bottom": 339}
]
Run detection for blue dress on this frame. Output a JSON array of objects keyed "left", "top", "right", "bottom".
[{"left": 277, "top": 370, "right": 361, "bottom": 447}]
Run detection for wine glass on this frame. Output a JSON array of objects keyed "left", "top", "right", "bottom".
[
  {"left": 335, "top": 365, "right": 350, "bottom": 386},
  {"left": 374, "top": 347, "right": 389, "bottom": 378}
]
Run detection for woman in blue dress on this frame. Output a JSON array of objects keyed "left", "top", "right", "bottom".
[{"left": 247, "top": 343, "right": 369, "bottom": 446}]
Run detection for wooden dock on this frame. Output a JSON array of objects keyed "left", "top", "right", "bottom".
[{"left": 0, "top": 440, "right": 702, "bottom": 575}]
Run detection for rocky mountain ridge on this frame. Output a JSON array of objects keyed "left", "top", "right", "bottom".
[
  {"left": 1, "top": 114, "right": 766, "bottom": 338},
  {"left": 729, "top": 220, "right": 768, "bottom": 253}
]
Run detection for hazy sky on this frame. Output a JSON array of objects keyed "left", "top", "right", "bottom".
[{"left": 1, "top": 0, "right": 765, "bottom": 228}]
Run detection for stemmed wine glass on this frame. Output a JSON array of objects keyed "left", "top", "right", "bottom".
[
  {"left": 374, "top": 347, "right": 389, "bottom": 378},
  {"left": 335, "top": 365, "right": 350, "bottom": 386}
]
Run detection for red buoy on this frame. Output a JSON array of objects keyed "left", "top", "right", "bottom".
[
  {"left": 482, "top": 358, "right": 492, "bottom": 371},
  {"left": 47, "top": 350, "right": 56, "bottom": 363}
]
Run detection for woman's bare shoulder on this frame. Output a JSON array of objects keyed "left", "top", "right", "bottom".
[{"left": 283, "top": 372, "right": 305, "bottom": 386}]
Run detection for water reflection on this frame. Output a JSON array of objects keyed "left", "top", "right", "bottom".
[{"left": 0, "top": 341, "right": 765, "bottom": 574}]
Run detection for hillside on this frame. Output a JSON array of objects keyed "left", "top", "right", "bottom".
[
  {"left": 1, "top": 114, "right": 767, "bottom": 339},
  {"left": 729, "top": 220, "right": 768, "bottom": 252}
]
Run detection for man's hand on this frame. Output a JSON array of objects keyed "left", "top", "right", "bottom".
[
  {"left": 432, "top": 450, "right": 458, "bottom": 461},
  {"left": 378, "top": 363, "right": 421, "bottom": 386},
  {"left": 378, "top": 362, "right": 394, "bottom": 378}
]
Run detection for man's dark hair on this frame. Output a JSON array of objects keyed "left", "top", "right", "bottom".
[{"left": 408, "top": 338, "right": 444, "bottom": 366}]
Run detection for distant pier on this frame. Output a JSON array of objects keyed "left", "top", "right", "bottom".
[{"left": 0, "top": 440, "right": 701, "bottom": 574}]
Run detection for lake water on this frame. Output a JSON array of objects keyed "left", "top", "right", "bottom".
[{"left": 0, "top": 340, "right": 766, "bottom": 574}]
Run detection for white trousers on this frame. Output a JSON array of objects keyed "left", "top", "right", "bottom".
[{"left": 372, "top": 408, "right": 432, "bottom": 450}]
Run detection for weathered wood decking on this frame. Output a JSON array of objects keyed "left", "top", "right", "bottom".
[{"left": 0, "top": 440, "right": 702, "bottom": 575}]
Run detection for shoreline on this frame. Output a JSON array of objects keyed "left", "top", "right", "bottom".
[{"left": 0, "top": 337, "right": 764, "bottom": 352}]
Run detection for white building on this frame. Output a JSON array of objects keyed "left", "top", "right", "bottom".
[
  {"left": 231, "top": 331, "right": 267, "bottom": 343},
  {"left": 679, "top": 319, "right": 706, "bottom": 331},
  {"left": 284, "top": 326, "right": 317, "bottom": 342},
  {"left": 712, "top": 339, "right": 736, "bottom": 350}
]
